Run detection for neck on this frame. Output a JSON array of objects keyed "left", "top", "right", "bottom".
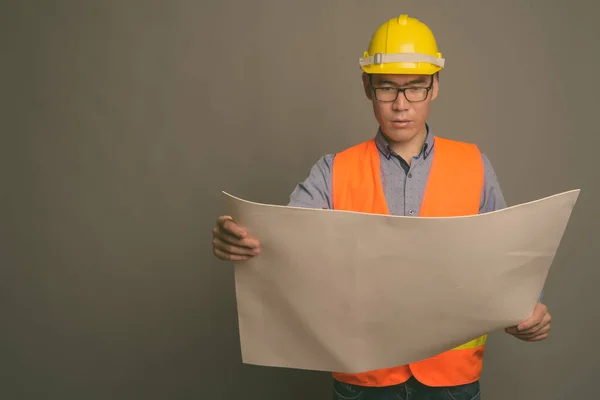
[{"left": 387, "top": 125, "right": 428, "bottom": 164}]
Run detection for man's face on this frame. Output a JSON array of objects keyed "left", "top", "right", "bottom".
[{"left": 362, "top": 73, "right": 438, "bottom": 143}]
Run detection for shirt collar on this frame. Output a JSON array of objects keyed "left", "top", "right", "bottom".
[{"left": 374, "top": 124, "right": 434, "bottom": 160}]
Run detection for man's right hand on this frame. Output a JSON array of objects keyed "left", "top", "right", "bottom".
[{"left": 212, "top": 216, "right": 261, "bottom": 261}]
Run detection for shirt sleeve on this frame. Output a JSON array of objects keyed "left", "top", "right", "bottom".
[
  {"left": 479, "top": 153, "right": 507, "bottom": 213},
  {"left": 287, "top": 154, "right": 335, "bottom": 209}
]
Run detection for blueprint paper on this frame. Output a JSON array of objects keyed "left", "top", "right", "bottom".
[{"left": 223, "top": 189, "right": 580, "bottom": 373}]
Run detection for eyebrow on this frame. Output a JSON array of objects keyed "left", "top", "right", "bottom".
[{"left": 376, "top": 78, "right": 428, "bottom": 87}]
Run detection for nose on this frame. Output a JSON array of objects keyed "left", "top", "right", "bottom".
[{"left": 392, "top": 91, "right": 409, "bottom": 111}]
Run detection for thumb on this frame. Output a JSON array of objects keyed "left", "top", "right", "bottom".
[
  {"left": 217, "top": 215, "right": 247, "bottom": 238},
  {"left": 517, "top": 309, "right": 540, "bottom": 331}
]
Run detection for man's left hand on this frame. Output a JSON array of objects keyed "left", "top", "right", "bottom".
[{"left": 505, "top": 302, "right": 551, "bottom": 342}]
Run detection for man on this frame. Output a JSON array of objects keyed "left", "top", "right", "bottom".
[{"left": 212, "top": 14, "right": 551, "bottom": 400}]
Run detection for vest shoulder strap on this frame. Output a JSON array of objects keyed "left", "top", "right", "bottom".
[
  {"left": 419, "top": 136, "right": 484, "bottom": 217},
  {"left": 331, "top": 139, "right": 389, "bottom": 214}
]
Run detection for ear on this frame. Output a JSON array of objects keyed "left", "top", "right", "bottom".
[
  {"left": 362, "top": 72, "right": 373, "bottom": 100},
  {"left": 431, "top": 73, "right": 439, "bottom": 100}
]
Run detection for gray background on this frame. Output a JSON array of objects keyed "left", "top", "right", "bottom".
[{"left": 2, "top": 1, "right": 598, "bottom": 399}]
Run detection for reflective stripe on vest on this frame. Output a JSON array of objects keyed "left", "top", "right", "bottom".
[{"left": 330, "top": 136, "right": 485, "bottom": 387}]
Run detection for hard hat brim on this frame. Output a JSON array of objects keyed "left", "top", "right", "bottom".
[
  {"left": 361, "top": 63, "right": 442, "bottom": 75},
  {"left": 359, "top": 52, "right": 444, "bottom": 75}
]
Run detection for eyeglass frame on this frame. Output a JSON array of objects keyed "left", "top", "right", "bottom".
[{"left": 368, "top": 74, "right": 435, "bottom": 103}]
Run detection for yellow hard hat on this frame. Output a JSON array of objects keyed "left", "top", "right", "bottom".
[{"left": 360, "top": 14, "right": 444, "bottom": 75}]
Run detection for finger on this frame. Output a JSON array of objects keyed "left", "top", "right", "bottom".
[
  {"left": 505, "top": 326, "right": 518, "bottom": 335},
  {"left": 506, "top": 319, "right": 547, "bottom": 336},
  {"left": 217, "top": 216, "right": 247, "bottom": 239},
  {"left": 213, "top": 237, "right": 258, "bottom": 256},
  {"left": 517, "top": 328, "right": 551, "bottom": 342},
  {"left": 518, "top": 303, "right": 548, "bottom": 330},
  {"left": 213, "top": 247, "right": 252, "bottom": 262},
  {"left": 517, "top": 312, "right": 543, "bottom": 332},
  {"left": 515, "top": 324, "right": 551, "bottom": 340},
  {"left": 213, "top": 227, "right": 259, "bottom": 249},
  {"left": 527, "top": 330, "right": 550, "bottom": 341},
  {"left": 212, "top": 237, "right": 260, "bottom": 257},
  {"left": 519, "top": 313, "right": 551, "bottom": 335}
]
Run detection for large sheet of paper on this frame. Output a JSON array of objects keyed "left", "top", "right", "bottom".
[{"left": 223, "top": 189, "right": 580, "bottom": 373}]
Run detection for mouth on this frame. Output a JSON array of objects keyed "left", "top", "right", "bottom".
[{"left": 391, "top": 120, "right": 412, "bottom": 127}]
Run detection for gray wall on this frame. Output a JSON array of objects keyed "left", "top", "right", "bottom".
[{"left": 2, "top": 1, "right": 598, "bottom": 399}]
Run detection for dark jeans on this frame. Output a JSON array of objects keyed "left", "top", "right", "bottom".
[{"left": 332, "top": 377, "right": 480, "bottom": 400}]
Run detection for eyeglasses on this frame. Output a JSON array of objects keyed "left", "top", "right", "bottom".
[{"left": 369, "top": 75, "right": 434, "bottom": 103}]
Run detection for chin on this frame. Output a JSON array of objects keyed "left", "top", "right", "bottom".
[{"left": 383, "top": 127, "right": 420, "bottom": 143}]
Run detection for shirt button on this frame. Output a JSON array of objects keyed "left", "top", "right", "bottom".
[
  {"left": 408, "top": 210, "right": 414, "bottom": 215},
  {"left": 408, "top": 173, "right": 412, "bottom": 178}
]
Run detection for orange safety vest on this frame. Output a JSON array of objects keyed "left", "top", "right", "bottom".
[{"left": 330, "top": 136, "right": 486, "bottom": 388}]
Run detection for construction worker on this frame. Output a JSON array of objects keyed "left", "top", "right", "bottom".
[{"left": 212, "top": 14, "right": 551, "bottom": 400}]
